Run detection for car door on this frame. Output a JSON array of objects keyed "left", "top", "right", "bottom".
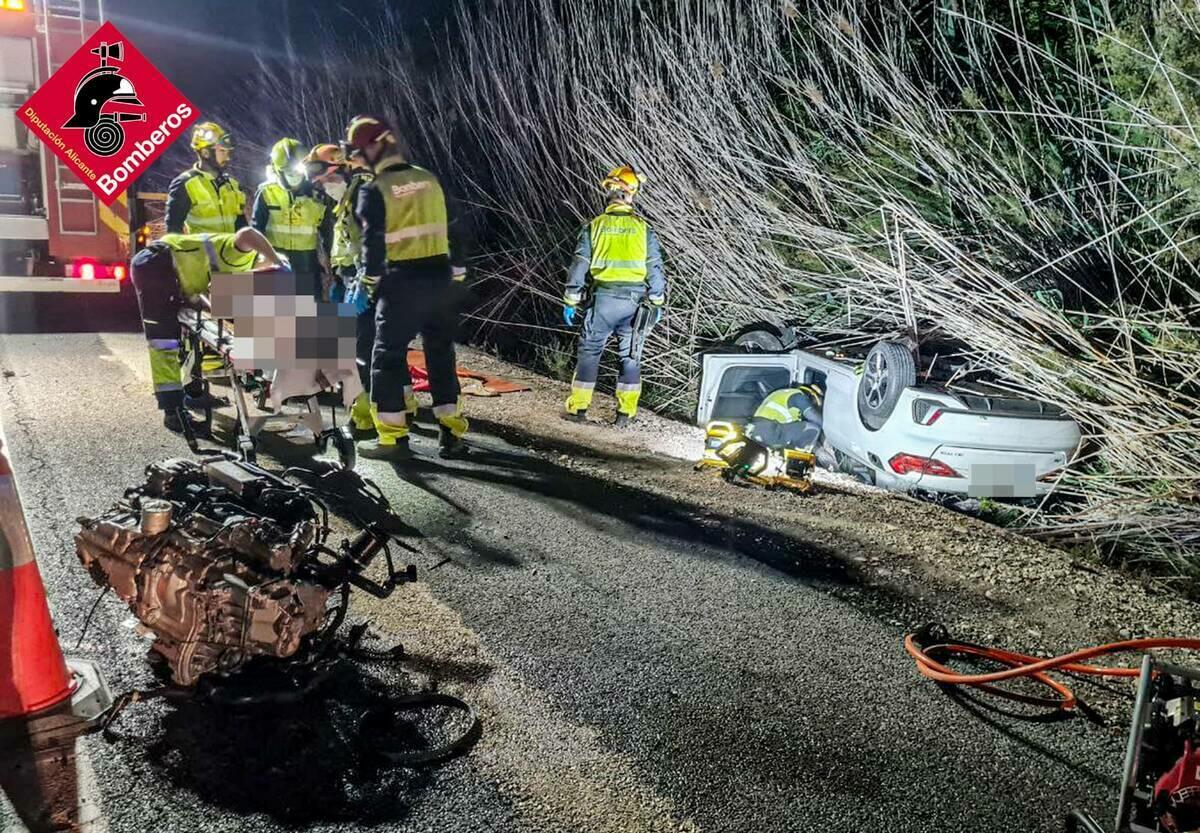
[{"left": 696, "top": 352, "right": 799, "bottom": 425}]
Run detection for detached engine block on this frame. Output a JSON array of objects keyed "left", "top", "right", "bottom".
[{"left": 76, "top": 458, "right": 389, "bottom": 686}]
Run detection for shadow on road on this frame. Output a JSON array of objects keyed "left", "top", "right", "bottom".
[{"left": 138, "top": 661, "right": 460, "bottom": 826}]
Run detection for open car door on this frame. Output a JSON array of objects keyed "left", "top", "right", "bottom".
[{"left": 696, "top": 352, "right": 800, "bottom": 426}]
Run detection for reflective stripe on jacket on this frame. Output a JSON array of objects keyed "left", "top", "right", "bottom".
[
  {"left": 753, "top": 387, "right": 823, "bottom": 425},
  {"left": 255, "top": 182, "right": 326, "bottom": 252},
  {"left": 181, "top": 167, "right": 246, "bottom": 234},
  {"left": 563, "top": 203, "right": 666, "bottom": 304},
  {"left": 159, "top": 232, "right": 258, "bottom": 297},
  {"left": 376, "top": 163, "right": 449, "bottom": 263},
  {"left": 589, "top": 204, "right": 648, "bottom": 284}
]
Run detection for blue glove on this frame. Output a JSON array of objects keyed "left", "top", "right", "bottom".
[
  {"left": 563, "top": 305, "right": 576, "bottom": 326},
  {"left": 345, "top": 282, "right": 370, "bottom": 316}
]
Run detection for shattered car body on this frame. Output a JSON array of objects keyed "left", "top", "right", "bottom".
[{"left": 697, "top": 345, "right": 1082, "bottom": 498}]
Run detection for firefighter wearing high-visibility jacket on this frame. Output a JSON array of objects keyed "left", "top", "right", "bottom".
[
  {"left": 342, "top": 115, "right": 470, "bottom": 461},
  {"left": 128, "top": 228, "right": 284, "bottom": 435},
  {"left": 165, "top": 121, "right": 248, "bottom": 235},
  {"left": 303, "top": 142, "right": 378, "bottom": 435},
  {"left": 563, "top": 166, "right": 666, "bottom": 427},
  {"left": 745, "top": 384, "right": 825, "bottom": 452},
  {"left": 252, "top": 138, "right": 332, "bottom": 300}
]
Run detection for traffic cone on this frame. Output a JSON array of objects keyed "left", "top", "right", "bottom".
[{"left": 0, "top": 436, "right": 73, "bottom": 718}]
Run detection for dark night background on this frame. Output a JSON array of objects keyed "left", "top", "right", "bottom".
[{"left": 102, "top": 0, "right": 456, "bottom": 190}]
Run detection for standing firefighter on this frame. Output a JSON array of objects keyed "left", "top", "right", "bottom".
[
  {"left": 252, "top": 138, "right": 332, "bottom": 300},
  {"left": 304, "top": 142, "right": 377, "bottom": 434},
  {"left": 342, "top": 115, "right": 469, "bottom": 461},
  {"left": 165, "top": 121, "right": 247, "bottom": 235},
  {"left": 129, "top": 228, "right": 284, "bottom": 434},
  {"left": 563, "top": 166, "right": 666, "bottom": 427}
]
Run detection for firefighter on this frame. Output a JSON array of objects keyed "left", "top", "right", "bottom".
[
  {"left": 304, "top": 142, "right": 377, "bottom": 435},
  {"left": 720, "top": 382, "right": 826, "bottom": 478},
  {"left": 251, "top": 137, "right": 332, "bottom": 301},
  {"left": 745, "top": 382, "right": 825, "bottom": 453},
  {"left": 563, "top": 166, "right": 666, "bottom": 427},
  {"left": 128, "top": 228, "right": 285, "bottom": 434},
  {"left": 165, "top": 121, "right": 247, "bottom": 235},
  {"left": 342, "top": 115, "right": 469, "bottom": 461}
]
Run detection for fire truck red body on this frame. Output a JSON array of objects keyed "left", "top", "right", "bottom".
[{"left": 0, "top": 0, "right": 127, "bottom": 293}]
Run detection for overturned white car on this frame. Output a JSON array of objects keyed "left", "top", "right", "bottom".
[{"left": 697, "top": 341, "right": 1081, "bottom": 498}]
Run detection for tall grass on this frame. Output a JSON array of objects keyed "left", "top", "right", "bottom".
[{"left": 256, "top": 1, "right": 1200, "bottom": 577}]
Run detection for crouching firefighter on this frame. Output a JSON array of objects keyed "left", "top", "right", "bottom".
[
  {"left": 343, "top": 115, "right": 470, "bottom": 461},
  {"left": 563, "top": 166, "right": 666, "bottom": 427},
  {"left": 129, "top": 228, "right": 285, "bottom": 434},
  {"left": 722, "top": 382, "right": 826, "bottom": 480}
]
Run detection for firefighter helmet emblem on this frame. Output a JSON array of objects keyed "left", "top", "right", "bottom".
[{"left": 62, "top": 41, "right": 146, "bottom": 157}]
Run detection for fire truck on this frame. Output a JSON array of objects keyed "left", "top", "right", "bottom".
[{"left": 0, "top": 0, "right": 130, "bottom": 298}]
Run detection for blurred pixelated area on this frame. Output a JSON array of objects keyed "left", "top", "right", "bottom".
[{"left": 210, "top": 271, "right": 357, "bottom": 373}]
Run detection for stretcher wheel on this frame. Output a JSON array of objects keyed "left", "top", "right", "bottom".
[{"left": 331, "top": 426, "right": 356, "bottom": 470}]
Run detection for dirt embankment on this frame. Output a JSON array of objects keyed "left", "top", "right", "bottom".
[{"left": 454, "top": 345, "right": 1200, "bottom": 717}]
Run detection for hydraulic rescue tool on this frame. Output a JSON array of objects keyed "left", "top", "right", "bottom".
[
  {"left": 695, "top": 420, "right": 815, "bottom": 494},
  {"left": 905, "top": 624, "right": 1200, "bottom": 832}
]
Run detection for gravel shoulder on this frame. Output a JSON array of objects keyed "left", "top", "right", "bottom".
[{"left": 456, "top": 344, "right": 1200, "bottom": 716}]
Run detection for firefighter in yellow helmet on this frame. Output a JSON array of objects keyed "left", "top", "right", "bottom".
[
  {"left": 251, "top": 137, "right": 333, "bottom": 300},
  {"left": 563, "top": 166, "right": 666, "bottom": 426},
  {"left": 304, "top": 142, "right": 378, "bottom": 435},
  {"left": 165, "top": 121, "right": 247, "bottom": 234},
  {"left": 342, "top": 115, "right": 469, "bottom": 461}
]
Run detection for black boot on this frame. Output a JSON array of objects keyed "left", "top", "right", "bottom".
[
  {"left": 613, "top": 413, "right": 633, "bottom": 428},
  {"left": 438, "top": 426, "right": 470, "bottom": 459},
  {"left": 163, "top": 409, "right": 208, "bottom": 436},
  {"left": 562, "top": 410, "right": 588, "bottom": 423}
]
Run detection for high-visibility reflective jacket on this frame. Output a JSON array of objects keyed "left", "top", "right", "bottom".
[
  {"left": 330, "top": 173, "right": 371, "bottom": 269},
  {"left": 752, "top": 386, "right": 824, "bottom": 426},
  {"left": 356, "top": 155, "right": 469, "bottom": 280},
  {"left": 253, "top": 181, "right": 326, "bottom": 252},
  {"left": 158, "top": 232, "right": 259, "bottom": 297},
  {"left": 564, "top": 203, "right": 665, "bottom": 303},
  {"left": 166, "top": 166, "right": 247, "bottom": 234}
]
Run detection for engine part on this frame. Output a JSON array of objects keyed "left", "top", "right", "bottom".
[{"left": 76, "top": 457, "right": 415, "bottom": 686}]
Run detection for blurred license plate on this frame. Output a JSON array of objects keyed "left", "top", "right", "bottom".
[{"left": 968, "top": 463, "right": 1035, "bottom": 498}]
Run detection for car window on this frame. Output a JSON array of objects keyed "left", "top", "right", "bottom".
[{"left": 712, "top": 365, "right": 792, "bottom": 421}]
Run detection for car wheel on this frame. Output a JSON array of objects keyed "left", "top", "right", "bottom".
[
  {"left": 732, "top": 323, "right": 786, "bottom": 353},
  {"left": 857, "top": 341, "right": 916, "bottom": 431}
]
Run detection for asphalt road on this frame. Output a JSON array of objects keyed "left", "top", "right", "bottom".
[{"left": 0, "top": 332, "right": 1128, "bottom": 833}]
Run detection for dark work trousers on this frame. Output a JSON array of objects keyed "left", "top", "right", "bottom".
[
  {"left": 130, "top": 243, "right": 195, "bottom": 412},
  {"left": 372, "top": 271, "right": 460, "bottom": 421},
  {"left": 747, "top": 418, "right": 822, "bottom": 451},
  {"left": 573, "top": 287, "right": 642, "bottom": 387}
]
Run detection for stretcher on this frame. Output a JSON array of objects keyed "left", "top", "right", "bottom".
[{"left": 176, "top": 306, "right": 358, "bottom": 469}]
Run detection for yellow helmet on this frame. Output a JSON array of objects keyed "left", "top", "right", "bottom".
[
  {"left": 191, "top": 121, "right": 232, "bottom": 152},
  {"left": 600, "top": 165, "right": 645, "bottom": 196}
]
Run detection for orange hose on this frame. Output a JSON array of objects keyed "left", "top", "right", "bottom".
[{"left": 904, "top": 632, "right": 1200, "bottom": 712}]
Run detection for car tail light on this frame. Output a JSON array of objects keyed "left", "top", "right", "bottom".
[
  {"left": 888, "top": 453, "right": 962, "bottom": 478},
  {"left": 79, "top": 262, "right": 96, "bottom": 280},
  {"left": 112, "top": 264, "right": 127, "bottom": 281}
]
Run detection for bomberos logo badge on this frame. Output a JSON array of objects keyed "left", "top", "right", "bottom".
[{"left": 18, "top": 21, "right": 197, "bottom": 205}]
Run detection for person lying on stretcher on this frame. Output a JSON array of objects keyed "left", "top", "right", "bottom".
[{"left": 129, "top": 227, "right": 286, "bottom": 435}]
